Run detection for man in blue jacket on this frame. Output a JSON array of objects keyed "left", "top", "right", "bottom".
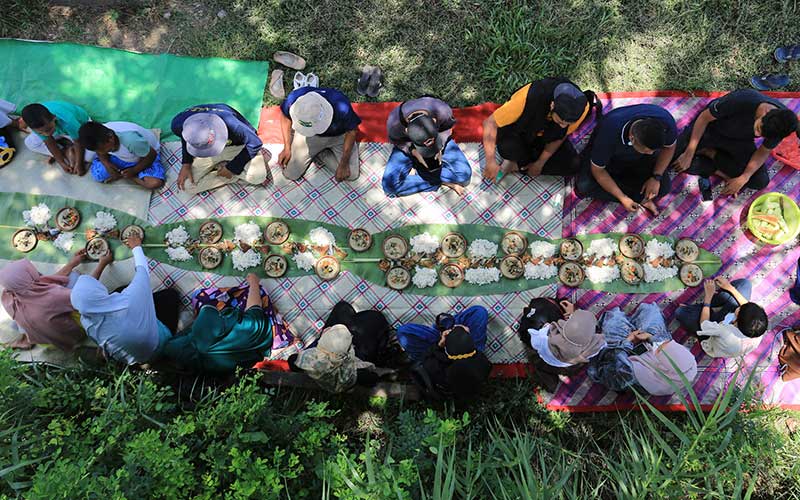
[{"left": 171, "top": 103, "right": 270, "bottom": 193}]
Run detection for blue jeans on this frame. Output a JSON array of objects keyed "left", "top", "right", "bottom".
[
  {"left": 600, "top": 302, "right": 671, "bottom": 346},
  {"left": 396, "top": 305, "right": 488, "bottom": 362},
  {"left": 675, "top": 279, "right": 751, "bottom": 335},
  {"left": 382, "top": 140, "right": 471, "bottom": 197}
]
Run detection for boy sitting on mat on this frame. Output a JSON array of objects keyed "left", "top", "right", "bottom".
[
  {"left": 482, "top": 77, "right": 601, "bottom": 181},
  {"left": 576, "top": 104, "right": 677, "bottom": 216},
  {"left": 277, "top": 87, "right": 361, "bottom": 182},
  {"left": 675, "top": 277, "right": 767, "bottom": 358},
  {"left": 20, "top": 101, "right": 95, "bottom": 175},
  {"left": 78, "top": 121, "right": 165, "bottom": 190},
  {"left": 382, "top": 97, "right": 471, "bottom": 197},
  {"left": 172, "top": 103, "right": 271, "bottom": 194},
  {"left": 672, "top": 89, "right": 799, "bottom": 200}
]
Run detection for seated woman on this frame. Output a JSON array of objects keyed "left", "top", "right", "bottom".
[
  {"left": 288, "top": 301, "right": 397, "bottom": 393},
  {"left": 588, "top": 303, "right": 698, "bottom": 396},
  {"left": 518, "top": 297, "right": 605, "bottom": 393},
  {"left": 70, "top": 234, "right": 181, "bottom": 365},
  {"left": 396, "top": 305, "right": 492, "bottom": 400},
  {"left": 161, "top": 273, "right": 277, "bottom": 374},
  {"left": 0, "top": 249, "right": 87, "bottom": 350}
]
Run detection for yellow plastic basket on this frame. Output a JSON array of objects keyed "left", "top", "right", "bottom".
[{"left": 746, "top": 192, "right": 800, "bottom": 245}]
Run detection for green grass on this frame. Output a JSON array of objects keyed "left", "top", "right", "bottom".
[{"left": 2, "top": 0, "right": 799, "bottom": 106}]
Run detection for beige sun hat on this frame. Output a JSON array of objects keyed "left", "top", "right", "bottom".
[{"left": 289, "top": 91, "right": 333, "bottom": 137}]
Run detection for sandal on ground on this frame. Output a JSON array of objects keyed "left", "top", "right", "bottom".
[
  {"left": 305, "top": 72, "right": 319, "bottom": 88},
  {"left": 356, "top": 65, "right": 382, "bottom": 96},
  {"left": 293, "top": 71, "right": 307, "bottom": 90},
  {"left": 775, "top": 45, "right": 800, "bottom": 63},
  {"left": 269, "top": 69, "right": 285, "bottom": 99},
  {"left": 273, "top": 51, "right": 306, "bottom": 70},
  {"left": 750, "top": 73, "right": 790, "bottom": 91}
]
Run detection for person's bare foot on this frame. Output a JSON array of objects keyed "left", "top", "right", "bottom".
[
  {"left": 6, "top": 337, "right": 34, "bottom": 350},
  {"left": 641, "top": 200, "right": 659, "bottom": 216},
  {"left": 446, "top": 183, "right": 465, "bottom": 196}
]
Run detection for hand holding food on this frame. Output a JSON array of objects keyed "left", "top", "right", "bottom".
[
  {"left": 559, "top": 300, "right": 575, "bottom": 317},
  {"left": 703, "top": 279, "right": 717, "bottom": 300}
]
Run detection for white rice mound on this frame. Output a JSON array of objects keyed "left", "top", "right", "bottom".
[
  {"left": 584, "top": 238, "right": 616, "bottom": 258},
  {"left": 645, "top": 239, "right": 675, "bottom": 259},
  {"left": 524, "top": 262, "right": 558, "bottom": 280},
  {"left": 464, "top": 267, "right": 501, "bottom": 285},
  {"left": 412, "top": 266, "right": 438, "bottom": 288},
  {"left": 585, "top": 265, "right": 620, "bottom": 283},
  {"left": 528, "top": 241, "right": 556, "bottom": 258},
  {"left": 468, "top": 239, "right": 499, "bottom": 259},
  {"left": 410, "top": 233, "right": 440, "bottom": 254}
]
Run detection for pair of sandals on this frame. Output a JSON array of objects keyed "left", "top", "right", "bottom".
[
  {"left": 292, "top": 72, "right": 319, "bottom": 90},
  {"left": 356, "top": 66, "right": 383, "bottom": 98},
  {"left": 750, "top": 45, "right": 800, "bottom": 90}
]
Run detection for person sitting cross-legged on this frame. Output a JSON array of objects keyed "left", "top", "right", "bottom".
[
  {"left": 382, "top": 97, "right": 471, "bottom": 197},
  {"left": 78, "top": 121, "right": 165, "bottom": 190},
  {"left": 576, "top": 104, "right": 677, "bottom": 216},
  {"left": 277, "top": 87, "right": 361, "bottom": 182},
  {"left": 21, "top": 101, "right": 95, "bottom": 175},
  {"left": 172, "top": 103, "right": 271, "bottom": 194},
  {"left": 672, "top": 89, "right": 799, "bottom": 200}
]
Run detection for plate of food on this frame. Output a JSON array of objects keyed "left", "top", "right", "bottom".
[
  {"left": 349, "top": 228, "right": 372, "bottom": 252},
  {"left": 199, "top": 247, "right": 222, "bottom": 270},
  {"left": 55, "top": 207, "right": 81, "bottom": 231},
  {"left": 558, "top": 262, "right": 584, "bottom": 287},
  {"left": 675, "top": 238, "right": 700, "bottom": 263},
  {"left": 265, "top": 221, "right": 290, "bottom": 245},
  {"left": 386, "top": 266, "right": 411, "bottom": 290},
  {"left": 382, "top": 234, "right": 409, "bottom": 259},
  {"left": 559, "top": 238, "right": 583, "bottom": 261},
  {"left": 264, "top": 254, "right": 288, "bottom": 278},
  {"left": 199, "top": 221, "right": 223, "bottom": 244},
  {"left": 85, "top": 237, "right": 109, "bottom": 260},
  {"left": 441, "top": 232, "right": 467, "bottom": 258},
  {"left": 501, "top": 231, "right": 528, "bottom": 256},
  {"left": 121, "top": 224, "right": 145, "bottom": 242},
  {"left": 619, "top": 234, "right": 645, "bottom": 259},
  {"left": 12, "top": 229, "right": 37, "bottom": 253},
  {"left": 679, "top": 263, "right": 703, "bottom": 287},
  {"left": 500, "top": 255, "right": 525, "bottom": 279},
  {"left": 620, "top": 258, "right": 644, "bottom": 285},
  {"left": 315, "top": 256, "right": 340, "bottom": 281},
  {"left": 439, "top": 263, "right": 465, "bottom": 288}
]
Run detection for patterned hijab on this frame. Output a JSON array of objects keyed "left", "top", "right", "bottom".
[{"left": 295, "top": 325, "right": 374, "bottom": 393}]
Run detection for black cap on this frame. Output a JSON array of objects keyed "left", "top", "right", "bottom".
[
  {"left": 552, "top": 83, "right": 588, "bottom": 122},
  {"left": 406, "top": 114, "right": 443, "bottom": 158}
]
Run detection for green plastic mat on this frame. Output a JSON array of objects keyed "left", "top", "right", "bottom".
[
  {"left": 0, "top": 39, "right": 268, "bottom": 140},
  {"left": 0, "top": 193, "right": 723, "bottom": 296}
]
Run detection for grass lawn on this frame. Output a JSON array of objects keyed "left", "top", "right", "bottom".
[{"left": 3, "top": 0, "right": 800, "bottom": 105}]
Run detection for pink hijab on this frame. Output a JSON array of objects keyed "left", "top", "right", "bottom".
[{"left": 0, "top": 259, "right": 84, "bottom": 351}]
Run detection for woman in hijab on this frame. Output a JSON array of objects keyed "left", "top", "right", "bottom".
[
  {"left": 288, "top": 301, "right": 398, "bottom": 392},
  {"left": 161, "top": 273, "right": 275, "bottom": 374},
  {"left": 588, "top": 303, "right": 698, "bottom": 395},
  {"left": 70, "top": 234, "right": 181, "bottom": 365},
  {"left": 0, "top": 249, "right": 87, "bottom": 350},
  {"left": 397, "top": 305, "right": 492, "bottom": 400},
  {"left": 518, "top": 297, "right": 605, "bottom": 392}
]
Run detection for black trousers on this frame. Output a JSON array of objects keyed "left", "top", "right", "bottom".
[
  {"left": 323, "top": 301, "right": 392, "bottom": 364},
  {"left": 153, "top": 288, "right": 181, "bottom": 334},
  {"left": 496, "top": 129, "right": 580, "bottom": 176},
  {"left": 575, "top": 158, "right": 673, "bottom": 202}
]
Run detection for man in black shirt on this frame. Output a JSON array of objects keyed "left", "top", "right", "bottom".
[{"left": 673, "top": 89, "right": 799, "bottom": 199}]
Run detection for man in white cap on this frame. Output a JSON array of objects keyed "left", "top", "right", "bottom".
[
  {"left": 278, "top": 87, "right": 361, "bottom": 182},
  {"left": 171, "top": 103, "right": 270, "bottom": 194}
]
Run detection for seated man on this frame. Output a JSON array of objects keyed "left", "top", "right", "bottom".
[
  {"left": 21, "top": 101, "right": 95, "bottom": 175},
  {"left": 383, "top": 97, "right": 471, "bottom": 197},
  {"left": 576, "top": 104, "right": 677, "bottom": 215},
  {"left": 483, "top": 77, "right": 600, "bottom": 181},
  {"left": 278, "top": 87, "right": 361, "bottom": 182},
  {"left": 675, "top": 277, "right": 767, "bottom": 358},
  {"left": 672, "top": 89, "right": 799, "bottom": 200},
  {"left": 396, "top": 305, "right": 491, "bottom": 401},
  {"left": 78, "top": 121, "right": 165, "bottom": 190},
  {"left": 172, "top": 103, "right": 270, "bottom": 194}
]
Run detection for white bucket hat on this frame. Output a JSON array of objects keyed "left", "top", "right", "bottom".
[
  {"left": 289, "top": 91, "right": 333, "bottom": 137},
  {"left": 182, "top": 113, "right": 228, "bottom": 157}
]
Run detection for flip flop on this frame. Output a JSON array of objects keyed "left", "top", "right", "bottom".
[
  {"left": 273, "top": 51, "right": 306, "bottom": 71},
  {"left": 269, "top": 69, "right": 285, "bottom": 99},
  {"left": 366, "top": 67, "right": 383, "bottom": 98},
  {"left": 293, "top": 71, "right": 307, "bottom": 90},
  {"left": 356, "top": 66, "right": 381, "bottom": 96},
  {"left": 750, "top": 73, "right": 790, "bottom": 91},
  {"left": 775, "top": 45, "right": 800, "bottom": 63},
  {"left": 305, "top": 72, "right": 319, "bottom": 88}
]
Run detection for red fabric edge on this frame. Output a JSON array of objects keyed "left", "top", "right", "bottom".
[{"left": 257, "top": 90, "right": 800, "bottom": 145}]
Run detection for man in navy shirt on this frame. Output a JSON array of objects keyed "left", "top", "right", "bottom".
[
  {"left": 278, "top": 87, "right": 361, "bottom": 182},
  {"left": 576, "top": 104, "right": 677, "bottom": 215},
  {"left": 672, "top": 89, "right": 798, "bottom": 199},
  {"left": 171, "top": 103, "right": 269, "bottom": 194}
]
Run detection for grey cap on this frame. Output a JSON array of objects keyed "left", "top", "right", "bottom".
[{"left": 182, "top": 113, "right": 228, "bottom": 157}]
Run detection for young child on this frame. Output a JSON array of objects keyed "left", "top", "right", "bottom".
[
  {"left": 78, "top": 121, "right": 165, "bottom": 190},
  {"left": 675, "top": 277, "right": 767, "bottom": 358},
  {"left": 20, "top": 101, "right": 94, "bottom": 175}
]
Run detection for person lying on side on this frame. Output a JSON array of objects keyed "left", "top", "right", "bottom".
[
  {"left": 21, "top": 101, "right": 95, "bottom": 175},
  {"left": 588, "top": 303, "right": 697, "bottom": 395},
  {"left": 518, "top": 297, "right": 605, "bottom": 393},
  {"left": 78, "top": 121, "right": 166, "bottom": 190}
]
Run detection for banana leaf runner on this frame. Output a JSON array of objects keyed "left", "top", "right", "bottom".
[{"left": 0, "top": 192, "right": 722, "bottom": 296}]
